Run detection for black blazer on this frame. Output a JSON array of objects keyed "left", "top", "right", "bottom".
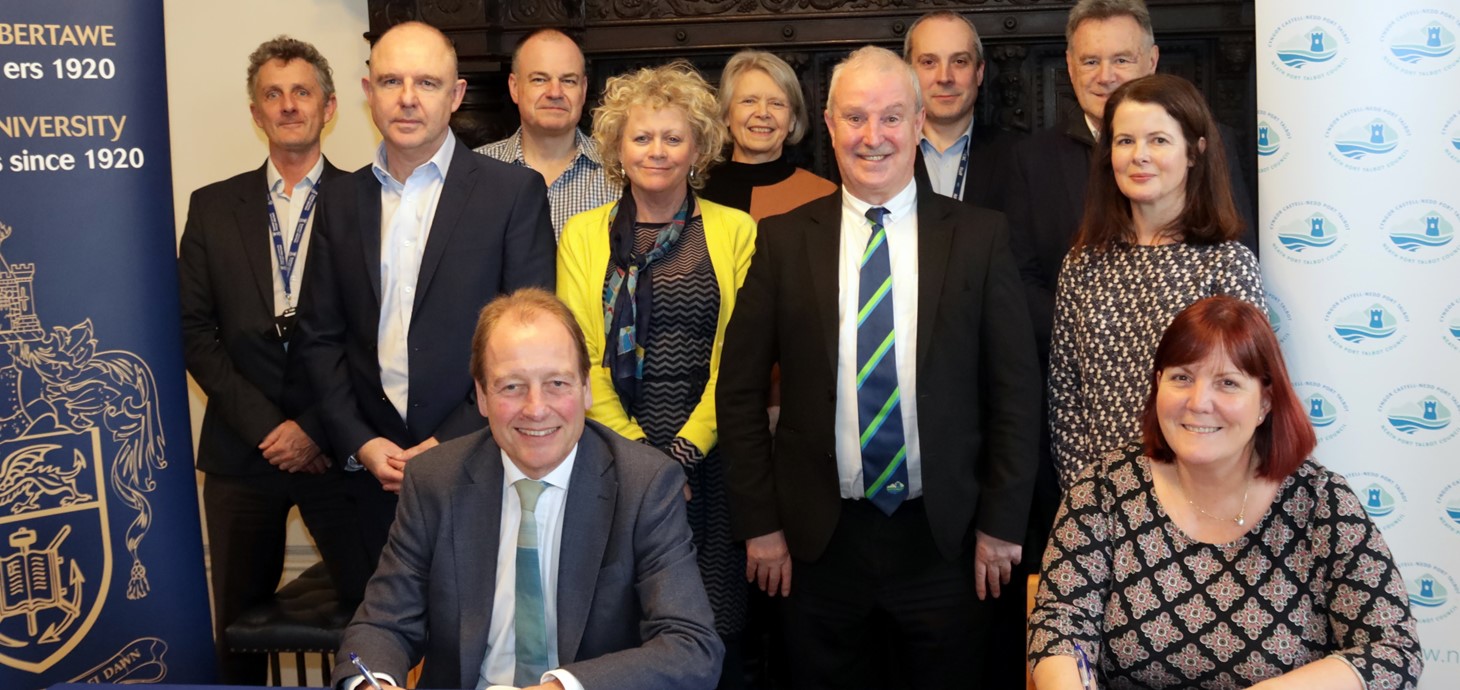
[
  {"left": 717, "top": 180, "right": 1041, "bottom": 562},
  {"left": 179, "top": 159, "right": 344, "bottom": 475},
  {"left": 1004, "top": 101, "right": 1257, "bottom": 362},
  {"left": 297, "top": 140, "right": 555, "bottom": 458}
]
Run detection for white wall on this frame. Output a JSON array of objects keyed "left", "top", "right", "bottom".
[{"left": 163, "top": 0, "right": 378, "bottom": 578}]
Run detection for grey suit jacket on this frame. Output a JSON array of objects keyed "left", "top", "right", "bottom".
[{"left": 332, "top": 420, "right": 722, "bottom": 690}]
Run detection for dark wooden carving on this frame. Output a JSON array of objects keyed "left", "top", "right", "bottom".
[{"left": 363, "top": 0, "right": 1256, "bottom": 187}]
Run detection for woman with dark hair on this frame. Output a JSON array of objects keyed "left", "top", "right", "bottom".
[
  {"left": 1048, "top": 73, "right": 1265, "bottom": 489},
  {"left": 1030, "top": 296, "right": 1423, "bottom": 689},
  {"left": 699, "top": 50, "right": 836, "bottom": 221},
  {"left": 556, "top": 60, "right": 755, "bottom": 688}
]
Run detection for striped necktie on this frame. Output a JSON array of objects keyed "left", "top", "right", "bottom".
[
  {"left": 857, "top": 206, "right": 908, "bottom": 515},
  {"left": 513, "top": 479, "right": 549, "bottom": 685}
]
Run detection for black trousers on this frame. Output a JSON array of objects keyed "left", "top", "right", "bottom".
[
  {"left": 786, "top": 498, "right": 989, "bottom": 689},
  {"left": 203, "top": 469, "right": 378, "bottom": 684}
]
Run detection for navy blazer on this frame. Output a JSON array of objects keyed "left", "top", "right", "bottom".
[{"left": 298, "top": 140, "right": 555, "bottom": 457}]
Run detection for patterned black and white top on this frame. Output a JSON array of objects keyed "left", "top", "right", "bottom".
[
  {"left": 604, "top": 215, "right": 747, "bottom": 636},
  {"left": 1029, "top": 444, "right": 1424, "bottom": 689},
  {"left": 1048, "top": 240, "right": 1264, "bottom": 489}
]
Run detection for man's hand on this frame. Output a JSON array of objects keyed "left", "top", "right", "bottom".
[
  {"left": 745, "top": 530, "right": 792, "bottom": 597},
  {"left": 974, "top": 529, "right": 1021, "bottom": 600},
  {"left": 260, "top": 420, "right": 322, "bottom": 473},
  {"left": 397, "top": 436, "right": 439, "bottom": 462},
  {"left": 357, "top": 437, "right": 407, "bottom": 492}
]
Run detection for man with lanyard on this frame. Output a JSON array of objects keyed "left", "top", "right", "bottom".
[
  {"left": 905, "top": 10, "right": 1021, "bottom": 210},
  {"left": 475, "top": 28, "right": 615, "bottom": 240},
  {"left": 178, "top": 36, "right": 373, "bottom": 684}
]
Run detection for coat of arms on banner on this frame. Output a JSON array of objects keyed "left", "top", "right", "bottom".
[{"left": 0, "top": 220, "right": 166, "bottom": 674}]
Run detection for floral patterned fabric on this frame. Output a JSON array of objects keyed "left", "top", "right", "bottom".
[{"left": 1029, "top": 443, "right": 1423, "bottom": 689}]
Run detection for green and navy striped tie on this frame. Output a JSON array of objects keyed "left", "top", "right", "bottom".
[{"left": 856, "top": 206, "right": 908, "bottom": 515}]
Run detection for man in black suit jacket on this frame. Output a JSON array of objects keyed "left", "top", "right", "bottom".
[
  {"left": 904, "top": 10, "right": 1023, "bottom": 211},
  {"left": 718, "top": 46, "right": 1040, "bottom": 686},
  {"left": 298, "top": 22, "right": 555, "bottom": 566},
  {"left": 179, "top": 37, "right": 374, "bottom": 684}
]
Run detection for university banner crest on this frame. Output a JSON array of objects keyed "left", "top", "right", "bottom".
[{"left": 0, "top": 1, "right": 216, "bottom": 687}]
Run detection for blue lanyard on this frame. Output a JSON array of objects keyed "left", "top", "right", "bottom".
[
  {"left": 951, "top": 136, "right": 971, "bottom": 201},
  {"left": 264, "top": 184, "right": 318, "bottom": 307}
]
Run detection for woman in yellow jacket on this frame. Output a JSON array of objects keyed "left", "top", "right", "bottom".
[{"left": 556, "top": 61, "right": 756, "bottom": 687}]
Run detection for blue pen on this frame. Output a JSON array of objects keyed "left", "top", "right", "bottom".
[
  {"left": 1074, "top": 642, "right": 1095, "bottom": 690},
  {"left": 349, "top": 652, "right": 386, "bottom": 690}
]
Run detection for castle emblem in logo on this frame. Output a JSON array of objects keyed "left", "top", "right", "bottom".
[
  {"left": 0, "top": 220, "right": 167, "bottom": 674},
  {"left": 1256, "top": 113, "right": 1293, "bottom": 173},
  {"left": 1333, "top": 305, "right": 1398, "bottom": 343},
  {"left": 1389, "top": 211, "right": 1453, "bottom": 251},
  {"left": 1276, "top": 26, "right": 1338, "bottom": 68},
  {"left": 1326, "top": 108, "right": 1411, "bottom": 172},
  {"left": 1325, "top": 293, "right": 1408, "bottom": 355},
  {"left": 1296, "top": 382, "right": 1347, "bottom": 443},
  {"left": 1308, "top": 393, "right": 1338, "bottom": 428},
  {"left": 1382, "top": 10, "right": 1460, "bottom": 75},
  {"left": 1334, "top": 119, "right": 1399, "bottom": 160},
  {"left": 1382, "top": 200, "right": 1460, "bottom": 264},
  {"left": 1268, "top": 201, "right": 1347, "bottom": 265},
  {"left": 1387, "top": 396, "right": 1452, "bottom": 435},
  {"left": 1380, "top": 384, "right": 1460, "bottom": 446},
  {"left": 1362, "top": 484, "right": 1397, "bottom": 518},
  {"left": 1401, "top": 563, "right": 1457, "bottom": 622},
  {"left": 1268, "top": 16, "right": 1349, "bottom": 80},
  {"left": 1346, "top": 472, "right": 1406, "bottom": 530}
]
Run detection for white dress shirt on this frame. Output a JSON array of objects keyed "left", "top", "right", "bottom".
[
  {"left": 265, "top": 155, "right": 325, "bottom": 315},
  {"left": 477, "top": 448, "right": 583, "bottom": 690},
  {"left": 833, "top": 179, "right": 925, "bottom": 501},
  {"left": 372, "top": 131, "right": 457, "bottom": 421}
]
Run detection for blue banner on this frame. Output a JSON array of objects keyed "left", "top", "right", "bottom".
[{"left": 0, "top": 1, "right": 216, "bottom": 687}]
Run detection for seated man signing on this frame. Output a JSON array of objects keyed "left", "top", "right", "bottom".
[{"left": 332, "top": 288, "right": 723, "bottom": 690}]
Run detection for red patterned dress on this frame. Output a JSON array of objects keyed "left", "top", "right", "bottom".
[{"left": 1029, "top": 443, "right": 1423, "bottom": 689}]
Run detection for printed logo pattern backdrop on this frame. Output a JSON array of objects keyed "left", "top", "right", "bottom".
[
  {"left": 1259, "top": 2, "right": 1460, "bottom": 684},
  {"left": 0, "top": 1, "right": 215, "bottom": 687}
]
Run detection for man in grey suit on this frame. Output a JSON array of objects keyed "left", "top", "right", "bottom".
[{"left": 333, "top": 288, "right": 722, "bottom": 690}]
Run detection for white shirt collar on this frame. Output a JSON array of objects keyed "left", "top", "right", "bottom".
[
  {"left": 919, "top": 118, "right": 975, "bottom": 156},
  {"left": 266, "top": 155, "right": 326, "bottom": 196},
  {"left": 1084, "top": 112, "right": 1101, "bottom": 142},
  {"left": 841, "top": 177, "right": 918, "bottom": 224},
  {"left": 500, "top": 442, "right": 579, "bottom": 492},
  {"left": 372, "top": 129, "right": 458, "bottom": 187}
]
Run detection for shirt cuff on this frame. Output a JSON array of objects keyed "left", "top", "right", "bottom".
[
  {"left": 545, "top": 668, "right": 584, "bottom": 690},
  {"left": 341, "top": 672, "right": 398, "bottom": 690}
]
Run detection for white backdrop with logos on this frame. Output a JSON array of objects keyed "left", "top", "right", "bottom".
[{"left": 1257, "top": 2, "right": 1460, "bottom": 685}]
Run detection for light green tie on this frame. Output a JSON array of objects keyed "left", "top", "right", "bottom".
[{"left": 513, "top": 479, "right": 548, "bottom": 686}]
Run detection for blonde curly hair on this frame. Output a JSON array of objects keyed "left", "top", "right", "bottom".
[{"left": 592, "top": 60, "right": 725, "bottom": 190}]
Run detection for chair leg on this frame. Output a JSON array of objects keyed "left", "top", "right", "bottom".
[{"left": 269, "top": 652, "right": 283, "bottom": 687}]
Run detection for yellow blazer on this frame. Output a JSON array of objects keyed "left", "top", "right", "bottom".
[{"left": 557, "top": 198, "right": 757, "bottom": 455}]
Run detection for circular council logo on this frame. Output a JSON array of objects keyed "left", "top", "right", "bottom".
[
  {"left": 1379, "top": 384, "right": 1460, "bottom": 447},
  {"left": 1268, "top": 200, "right": 1349, "bottom": 265},
  {"left": 1381, "top": 199, "right": 1460, "bottom": 264},
  {"left": 1266, "top": 291, "right": 1293, "bottom": 345},
  {"left": 1295, "top": 381, "right": 1349, "bottom": 444},
  {"left": 1326, "top": 107, "right": 1411, "bottom": 173},
  {"left": 1442, "top": 298, "right": 1460, "bottom": 354},
  {"left": 1400, "top": 562, "right": 1458, "bottom": 623},
  {"left": 1257, "top": 111, "right": 1293, "bottom": 173},
  {"left": 1435, "top": 480, "right": 1460, "bottom": 537},
  {"left": 1346, "top": 472, "right": 1406, "bottom": 531},
  {"left": 1268, "top": 15, "right": 1349, "bottom": 80},
  {"left": 1324, "top": 293, "right": 1409, "bottom": 356},
  {"left": 1382, "top": 9, "right": 1460, "bottom": 76},
  {"left": 1445, "top": 111, "right": 1460, "bottom": 166}
]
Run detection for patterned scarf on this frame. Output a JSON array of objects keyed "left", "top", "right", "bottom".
[{"left": 602, "top": 185, "right": 692, "bottom": 417}]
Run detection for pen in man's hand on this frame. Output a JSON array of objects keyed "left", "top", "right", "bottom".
[
  {"left": 349, "top": 652, "right": 386, "bottom": 690},
  {"left": 1074, "top": 641, "right": 1095, "bottom": 690}
]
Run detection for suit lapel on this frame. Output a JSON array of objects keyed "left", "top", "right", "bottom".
[
  {"left": 234, "top": 164, "right": 275, "bottom": 314},
  {"left": 915, "top": 180, "right": 954, "bottom": 374},
  {"left": 413, "top": 140, "right": 476, "bottom": 314},
  {"left": 454, "top": 434, "right": 504, "bottom": 686},
  {"left": 556, "top": 427, "right": 617, "bottom": 664},
  {"left": 803, "top": 194, "right": 844, "bottom": 374},
  {"left": 357, "top": 170, "right": 385, "bottom": 304}
]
